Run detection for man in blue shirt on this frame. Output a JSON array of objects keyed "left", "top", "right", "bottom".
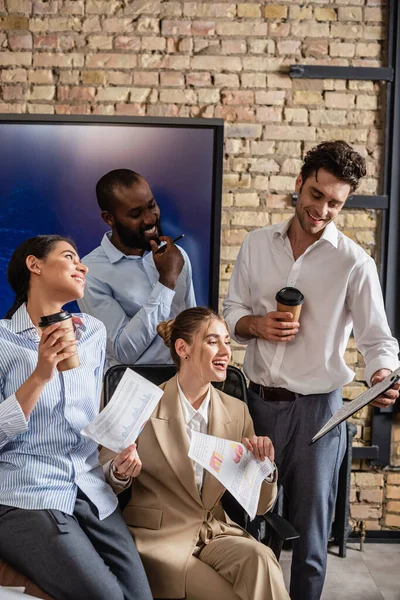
[{"left": 79, "top": 169, "right": 196, "bottom": 366}]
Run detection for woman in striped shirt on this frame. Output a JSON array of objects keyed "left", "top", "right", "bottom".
[{"left": 0, "top": 235, "right": 152, "bottom": 600}]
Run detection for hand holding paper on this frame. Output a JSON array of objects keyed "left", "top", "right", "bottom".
[
  {"left": 188, "top": 431, "right": 275, "bottom": 520},
  {"left": 242, "top": 434, "right": 275, "bottom": 463},
  {"left": 81, "top": 368, "right": 163, "bottom": 452}
]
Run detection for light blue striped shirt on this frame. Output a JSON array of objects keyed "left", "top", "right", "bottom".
[
  {"left": 0, "top": 304, "right": 118, "bottom": 520},
  {"left": 78, "top": 232, "right": 196, "bottom": 367}
]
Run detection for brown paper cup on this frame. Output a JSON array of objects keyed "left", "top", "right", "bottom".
[
  {"left": 39, "top": 312, "right": 80, "bottom": 372},
  {"left": 56, "top": 319, "right": 80, "bottom": 372},
  {"left": 277, "top": 302, "right": 302, "bottom": 322},
  {"left": 275, "top": 287, "right": 304, "bottom": 323}
]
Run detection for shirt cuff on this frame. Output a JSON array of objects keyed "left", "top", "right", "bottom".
[
  {"left": 151, "top": 281, "right": 176, "bottom": 306},
  {"left": 0, "top": 394, "right": 29, "bottom": 439},
  {"left": 365, "top": 357, "right": 400, "bottom": 386},
  {"left": 226, "top": 309, "right": 254, "bottom": 345},
  {"left": 108, "top": 460, "right": 132, "bottom": 488}
]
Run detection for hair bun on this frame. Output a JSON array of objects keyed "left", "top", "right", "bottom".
[{"left": 157, "top": 319, "right": 174, "bottom": 347}]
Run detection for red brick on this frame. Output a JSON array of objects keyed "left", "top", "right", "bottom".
[
  {"left": 269, "top": 23, "right": 290, "bottom": 38},
  {"left": 102, "top": 18, "right": 135, "bottom": 34},
  {"left": 57, "top": 86, "right": 94, "bottom": 102},
  {"left": 34, "top": 34, "right": 59, "bottom": 49},
  {"left": 92, "top": 105, "right": 115, "bottom": 115},
  {"left": 256, "top": 106, "right": 282, "bottom": 122},
  {"left": 114, "top": 37, "right": 141, "bottom": 51},
  {"left": 221, "top": 40, "right": 247, "bottom": 54},
  {"left": 186, "top": 72, "right": 211, "bottom": 86},
  {"left": 160, "top": 72, "right": 184, "bottom": 87},
  {"left": 33, "top": 53, "right": 83, "bottom": 68},
  {"left": 222, "top": 90, "right": 254, "bottom": 105},
  {"left": 8, "top": 32, "right": 32, "bottom": 50},
  {"left": 115, "top": 103, "right": 147, "bottom": 116},
  {"left": 2, "top": 83, "right": 27, "bottom": 100},
  {"left": 106, "top": 71, "right": 132, "bottom": 86},
  {"left": 162, "top": 20, "right": 191, "bottom": 35},
  {"left": 55, "top": 104, "right": 91, "bottom": 115},
  {"left": 133, "top": 71, "right": 159, "bottom": 86},
  {"left": 85, "top": 54, "right": 137, "bottom": 69},
  {"left": 192, "top": 21, "right": 215, "bottom": 36},
  {"left": 167, "top": 36, "right": 194, "bottom": 54},
  {"left": 2, "top": 68, "right": 27, "bottom": 83},
  {"left": 0, "top": 102, "right": 25, "bottom": 112}
]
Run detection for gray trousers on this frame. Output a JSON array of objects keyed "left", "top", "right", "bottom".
[
  {"left": 0, "top": 489, "right": 152, "bottom": 600},
  {"left": 248, "top": 388, "right": 346, "bottom": 600}
]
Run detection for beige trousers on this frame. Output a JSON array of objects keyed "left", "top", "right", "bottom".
[{"left": 186, "top": 535, "right": 290, "bottom": 600}]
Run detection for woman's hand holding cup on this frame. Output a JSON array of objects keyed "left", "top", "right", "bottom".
[{"left": 34, "top": 322, "right": 78, "bottom": 383}]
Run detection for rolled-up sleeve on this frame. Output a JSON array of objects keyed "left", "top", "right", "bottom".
[
  {"left": 223, "top": 236, "right": 254, "bottom": 344},
  {"left": 79, "top": 274, "right": 176, "bottom": 365},
  {"left": 347, "top": 257, "right": 399, "bottom": 384},
  {"left": 0, "top": 392, "right": 29, "bottom": 450}
]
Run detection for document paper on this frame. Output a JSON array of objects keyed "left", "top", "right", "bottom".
[
  {"left": 0, "top": 588, "right": 40, "bottom": 599},
  {"left": 81, "top": 368, "right": 163, "bottom": 452},
  {"left": 312, "top": 366, "right": 400, "bottom": 444},
  {"left": 188, "top": 431, "right": 275, "bottom": 520}
]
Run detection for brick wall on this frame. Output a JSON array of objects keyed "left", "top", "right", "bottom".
[{"left": 0, "top": 0, "right": 399, "bottom": 531}]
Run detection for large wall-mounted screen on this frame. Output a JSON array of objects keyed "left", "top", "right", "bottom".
[{"left": 0, "top": 115, "right": 224, "bottom": 317}]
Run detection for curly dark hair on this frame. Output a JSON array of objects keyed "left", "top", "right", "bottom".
[{"left": 300, "top": 141, "right": 366, "bottom": 193}]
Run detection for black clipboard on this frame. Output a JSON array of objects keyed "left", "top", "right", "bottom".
[{"left": 311, "top": 367, "right": 400, "bottom": 444}]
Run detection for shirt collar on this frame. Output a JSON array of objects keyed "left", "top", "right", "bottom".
[
  {"left": 101, "top": 232, "right": 126, "bottom": 264},
  {"left": 9, "top": 303, "right": 86, "bottom": 339},
  {"left": 273, "top": 217, "right": 338, "bottom": 248},
  {"left": 101, "top": 232, "right": 153, "bottom": 264},
  {"left": 273, "top": 217, "right": 293, "bottom": 239},
  {"left": 177, "top": 377, "right": 210, "bottom": 426},
  {"left": 319, "top": 221, "right": 339, "bottom": 248},
  {"left": 10, "top": 303, "right": 36, "bottom": 334}
]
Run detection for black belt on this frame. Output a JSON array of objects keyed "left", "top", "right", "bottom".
[{"left": 249, "top": 381, "right": 297, "bottom": 402}]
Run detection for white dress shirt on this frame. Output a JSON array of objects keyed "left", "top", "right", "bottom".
[
  {"left": 78, "top": 232, "right": 196, "bottom": 367},
  {"left": 223, "top": 218, "right": 399, "bottom": 395},
  {"left": 177, "top": 378, "right": 210, "bottom": 494}
]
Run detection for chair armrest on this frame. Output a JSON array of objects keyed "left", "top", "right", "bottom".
[{"left": 261, "top": 512, "right": 299, "bottom": 542}]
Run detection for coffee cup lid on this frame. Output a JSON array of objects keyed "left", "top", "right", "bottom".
[
  {"left": 38, "top": 311, "right": 72, "bottom": 328},
  {"left": 275, "top": 287, "right": 304, "bottom": 306}
]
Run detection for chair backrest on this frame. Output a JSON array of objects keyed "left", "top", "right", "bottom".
[{"left": 103, "top": 364, "right": 248, "bottom": 406}]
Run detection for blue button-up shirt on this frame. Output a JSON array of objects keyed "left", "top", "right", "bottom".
[
  {"left": 78, "top": 232, "right": 196, "bottom": 367},
  {"left": 0, "top": 304, "right": 118, "bottom": 520}
]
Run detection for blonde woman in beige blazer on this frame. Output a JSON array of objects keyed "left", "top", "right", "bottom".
[{"left": 104, "top": 307, "right": 289, "bottom": 600}]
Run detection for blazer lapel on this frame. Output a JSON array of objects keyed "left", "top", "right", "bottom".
[
  {"left": 151, "top": 376, "right": 202, "bottom": 506},
  {"left": 201, "top": 386, "right": 239, "bottom": 510}
]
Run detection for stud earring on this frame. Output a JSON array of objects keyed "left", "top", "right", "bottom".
[
  {"left": 185, "top": 355, "right": 189, "bottom": 360},
  {"left": 37, "top": 269, "right": 41, "bottom": 274}
]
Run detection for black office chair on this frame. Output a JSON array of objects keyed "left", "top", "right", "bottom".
[{"left": 103, "top": 364, "right": 299, "bottom": 560}]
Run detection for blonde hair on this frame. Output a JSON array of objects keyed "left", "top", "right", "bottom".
[{"left": 157, "top": 307, "right": 227, "bottom": 368}]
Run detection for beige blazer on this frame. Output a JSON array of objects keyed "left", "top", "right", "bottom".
[{"left": 104, "top": 375, "right": 277, "bottom": 599}]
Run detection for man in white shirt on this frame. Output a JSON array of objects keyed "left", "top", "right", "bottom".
[
  {"left": 223, "top": 141, "right": 400, "bottom": 600},
  {"left": 78, "top": 169, "right": 196, "bottom": 366}
]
